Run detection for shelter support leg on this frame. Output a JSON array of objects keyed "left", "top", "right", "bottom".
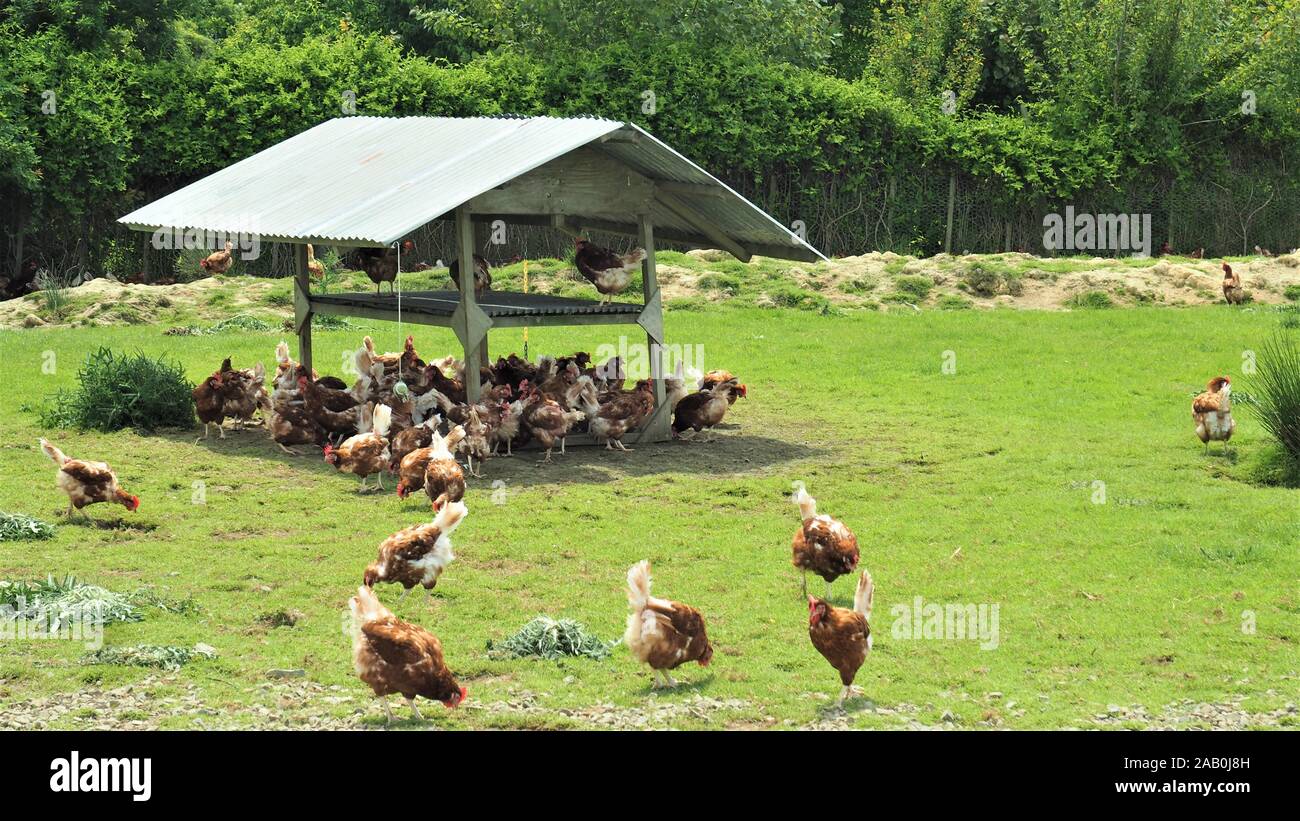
[
  {"left": 637, "top": 214, "right": 671, "bottom": 443},
  {"left": 293, "top": 243, "right": 313, "bottom": 373}
]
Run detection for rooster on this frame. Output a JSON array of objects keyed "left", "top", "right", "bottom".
[
  {"left": 200, "top": 240, "right": 233, "bottom": 275},
  {"left": 449, "top": 254, "right": 492, "bottom": 298},
  {"left": 791, "top": 485, "right": 860, "bottom": 599},
  {"left": 700, "top": 369, "right": 748, "bottom": 405},
  {"left": 349, "top": 584, "right": 466, "bottom": 722},
  {"left": 364, "top": 502, "right": 468, "bottom": 598},
  {"left": 574, "top": 238, "right": 645, "bottom": 305},
  {"left": 623, "top": 560, "right": 713, "bottom": 689},
  {"left": 324, "top": 404, "right": 392, "bottom": 490},
  {"left": 1222, "top": 262, "right": 1245, "bottom": 305},
  {"left": 351, "top": 245, "right": 402, "bottom": 294},
  {"left": 1192, "top": 376, "right": 1236, "bottom": 454},
  {"left": 40, "top": 439, "right": 139, "bottom": 519},
  {"left": 808, "top": 569, "right": 874, "bottom": 708}
]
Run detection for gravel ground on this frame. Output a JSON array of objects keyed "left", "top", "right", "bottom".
[{"left": 2, "top": 676, "right": 1295, "bottom": 730}]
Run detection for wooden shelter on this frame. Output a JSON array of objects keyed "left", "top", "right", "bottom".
[{"left": 120, "top": 116, "right": 824, "bottom": 443}]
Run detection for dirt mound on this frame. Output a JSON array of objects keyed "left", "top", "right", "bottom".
[{"left": 0, "top": 275, "right": 282, "bottom": 329}]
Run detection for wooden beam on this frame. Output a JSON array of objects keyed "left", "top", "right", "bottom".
[
  {"left": 293, "top": 242, "right": 312, "bottom": 373},
  {"left": 655, "top": 181, "right": 728, "bottom": 200},
  {"left": 453, "top": 207, "right": 491, "bottom": 405},
  {"left": 653, "top": 190, "right": 751, "bottom": 262},
  {"left": 636, "top": 214, "right": 671, "bottom": 443}
]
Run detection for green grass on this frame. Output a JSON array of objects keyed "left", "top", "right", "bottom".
[{"left": 0, "top": 305, "right": 1296, "bottom": 729}]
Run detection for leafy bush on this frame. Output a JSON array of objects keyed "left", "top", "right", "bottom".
[
  {"left": 0, "top": 574, "right": 141, "bottom": 625},
  {"left": 1283, "top": 284, "right": 1300, "bottom": 302},
  {"left": 486, "top": 616, "right": 613, "bottom": 661},
  {"left": 764, "top": 284, "right": 831, "bottom": 313},
  {"left": 697, "top": 273, "right": 742, "bottom": 296},
  {"left": 0, "top": 512, "right": 56, "bottom": 541},
  {"left": 1248, "top": 333, "right": 1300, "bottom": 462},
  {"left": 1067, "top": 290, "right": 1114, "bottom": 309},
  {"left": 39, "top": 347, "right": 195, "bottom": 431},
  {"left": 893, "top": 274, "right": 933, "bottom": 301},
  {"left": 83, "top": 644, "right": 216, "bottom": 670}
]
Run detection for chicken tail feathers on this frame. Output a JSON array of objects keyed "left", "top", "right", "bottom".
[
  {"left": 371, "top": 404, "right": 393, "bottom": 438},
  {"left": 854, "top": 569, "right": 874, "bottom": 621},
  {"left": 433, "top": 500, "right": 468, "bottom": 536},
  {"left": 622, "top": 248, "right": 646, "bottom": 269},
  {"left": 275, "top": 341, "right": 291, "bottom": 368},
  {"left": 626, "top": 560, "right": 652, "bottom": 611},
  {"left": 39, "top": 438, "right": 67, "bottom": 467},
  {"left": 792, "top": 485, "right": 817, "bottom": 522}
]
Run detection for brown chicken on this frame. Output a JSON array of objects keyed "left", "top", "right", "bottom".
[
  {"left": 1222, "top": 262, "right": 1245, "bottom": 305},
  {"left": 389, "top": 417, "right": 438, "bottom": 471},
  {"left": 300, "top": 375, "right": 362, "bottom": 441},
  {"left": 700, "top": 369, "right": 748, "bottom": 405},
  {"left": 808, "top": 570, "right": 874, "bottom": 708},
  {"left": 577, "top": 378, "right": 655, "bottom": 451},
  {"left": 306, "top": 243, "right": 325, "bottom": 280},
  {"left": 349, "top": 584, "right": 466, "bottom": 722},
  {"left": 449, "top": 254, "right": 492, "bottom": 298},
  {"left": 218, "top": 359, "right": 270, "bottom": 428},
  {"left": 193, "top": 372, "right": 227, "bottom": 440},
  {"left": 200, "top": 240, "right": 233, "bottom": 274},
  {"left": 791, "top": 485, "right": 860, "bottom": 599},
  {"left": 40, "top": 439, "right": 139, "bottom": 518},
  {"left": 1192, "top": 375, "right": 1236, "bottom": 454},
  {"left": 574, "top": 238, "right": 645, "bottom": 305},
  {"left": 364, "top": 502, "right": 468, "bottom": 598},
  {"left": 351, "top": 245, "right": 402, "bottom": 294},
  {"left": 324, "top": 404, "right": 392, "bottom": 490},
  {"left": 422, "top": 426, "right": 468, "bottom": 509},
  {"left": 623, "top": 560, "right": 713, "bottom": 689},
  {"left": 671, "top": 382, "right": 732, "bottom": 439},
  {"left": 521, "top": 386, "right": 585, "bottom": 462}
]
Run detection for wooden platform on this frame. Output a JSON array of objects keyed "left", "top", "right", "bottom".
[{"left": 309, "top": 289, "right": 645, "bottom": 328}]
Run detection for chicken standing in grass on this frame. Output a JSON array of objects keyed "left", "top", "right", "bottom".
[
  {"left": 40, "top": 439, "right": 139, "bottom": 519},
  {"left": 364, "top": 502, "right": 468, "bottom": 598},
  {"left": 791, "top": 485, "right": 860, "bottom": 599},
  {"left": 623, "top": 560, "right": 713, "bottom": 689},
  {"left": 324, "top": 403, "right": 392, "bottom": 490},
  {"left": 349, "top": 585, "right": 466, "bottom": 722},
  {"left": 808, "top": 569, "right": 874, "bottom": 708},
  {"left": 1192, "top": 375, "right": 1236, "bottom": 454}
]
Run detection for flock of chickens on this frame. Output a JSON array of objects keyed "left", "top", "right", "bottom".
[{"left": 29, "top": 234, "right": 1248, "bottom": 724}]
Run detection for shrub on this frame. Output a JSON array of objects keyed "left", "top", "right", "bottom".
[
  {"left": 962, "top": 262, "right": 1004, "bottom": 296},
  {"left": 1283, "top": 284, "right": 1300, "bottom": 302},
  {"left": 40, "top": 347, "right": 195, "bottom": 432},
  {"left": 1067, "top": 290, "right": 1114, "bottom": 309},
  {"left": 486, "top": 616, "right": 613, "bottom": 660},
  {"left": 937, "top": 294, "right": 974, "bottom": 310},
  {"left": 893, "top": 274, "right": 933, "bottom": 301},
  {"left": 764, "top": 283, "right": 831, "bottom": 313},
  {"left": 1248, "top": 332, "right": 1300, "bottom": 462},
  {"left": 0, "top": 512, "right": 56, "bottom": 541},
  {"left": 697, "top": 273, "right": 743, "bottom": 296},
  {"left": 35, "top": 268, "right": 80, "bottom": 319}
]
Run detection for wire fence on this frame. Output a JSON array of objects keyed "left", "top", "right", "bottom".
[{"left": 5, "top": 163, "right": 1298, "bottom": 295}]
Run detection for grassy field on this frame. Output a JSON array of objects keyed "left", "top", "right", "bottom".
[{"left": 0, "top": 301, "right": 1296, "bottom": 729}]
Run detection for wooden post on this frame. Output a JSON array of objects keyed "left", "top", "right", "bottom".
[
  {"left": 293, "top": 242, "right": 312, "bottom": 373},
  {"left": 638, "top": 213, "right": 670, "bottom": 442},
  {"left": 944, "top": 171, "right": 957, "bottom": 254},
  {"left": 456, "top": 207, "right": 483, "bottom": 405}
]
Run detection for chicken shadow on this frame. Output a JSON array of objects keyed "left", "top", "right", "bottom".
[
  {"left": 814, "top": 695, "right": 876, "bottom": 719},
  {"left": 636, "top": 673, "right": 716, "bottom": 697}
]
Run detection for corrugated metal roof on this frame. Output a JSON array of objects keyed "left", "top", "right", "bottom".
[{"left": 119, "top": 116, "right": 824, "bottom": 261}]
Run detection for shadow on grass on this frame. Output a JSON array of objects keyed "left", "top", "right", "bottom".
[
  {"left": 636, "top": 673, "right": 715, "bottom": 697},
  {"left": 157, "top": 425, "right": 820, "bottom": 489},
  {"left": 814, "top": 694, "right": 875, "bottom": 719}
]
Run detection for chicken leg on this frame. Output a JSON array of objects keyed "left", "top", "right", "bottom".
[
  {"left": 406, "top": 697, "right": 423, "bottom": 721},
  {"left": 379, "top": 696, "right": 395, "bottom": 724},
  {"left": 836, "top": 685, "right": 852, "bottom": 708}
]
